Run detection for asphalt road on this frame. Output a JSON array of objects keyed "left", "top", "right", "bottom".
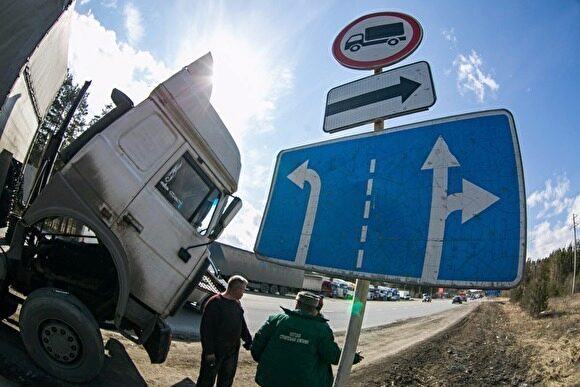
[{"left": 168, "top": 293, "right": 468, "bottom": 340}]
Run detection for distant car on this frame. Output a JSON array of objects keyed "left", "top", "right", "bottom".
[
  {"left": 422, "top": 294, "right": 432, "bottom": 302},
  {"left": 452, "top": 296, "right": 463, "bottom": 304},
  {"left": 460, "top": 294, "right": 467, "bottom": 302}
]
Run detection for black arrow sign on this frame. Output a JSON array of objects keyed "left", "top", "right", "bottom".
[{"left": 325, "top": 77, "right": 421, "bottom": 116}]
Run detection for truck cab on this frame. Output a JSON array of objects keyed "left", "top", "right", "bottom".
[{"left": 0, "top": 53, "right": 242, "bottom": 383}]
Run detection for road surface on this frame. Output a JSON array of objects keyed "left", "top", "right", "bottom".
[{"left": 168, "top": 293, "right": 467, "bottom": 339}]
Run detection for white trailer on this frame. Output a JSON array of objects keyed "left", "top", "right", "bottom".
[{"left": 203, "top": 242, "right": 305, "bottom": 296}]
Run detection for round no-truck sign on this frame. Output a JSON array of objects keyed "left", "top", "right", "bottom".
[{"left": 332, "top": 12, "right": 423, "bottom": 70}]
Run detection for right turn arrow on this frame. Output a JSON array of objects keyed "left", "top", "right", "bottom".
[{"left": 325, "top": 77, "right": 422, "bottom": 116}]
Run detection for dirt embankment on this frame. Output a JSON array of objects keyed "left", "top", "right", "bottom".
[{"left": 350, "top": 296, "right": 580, "bottom": 387}]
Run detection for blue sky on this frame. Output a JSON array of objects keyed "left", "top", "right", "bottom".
[{"left": 70, "top": 0, "right": 580, "bottom": 260}]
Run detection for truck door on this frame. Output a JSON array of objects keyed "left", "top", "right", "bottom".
[{"left": 112, "top": 142, "right": 224, "bottom": 317}]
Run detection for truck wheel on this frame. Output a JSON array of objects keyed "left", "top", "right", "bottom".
[
  {"left": 349, "top": 44, "right": 361, "bottom": 52},
  {"left": 19, "top": 288, "right": 104, "bottom": 383},
  {"left": 260, "top": 283, "right": 270, "bottom": 294},
  {"left": 388, "top": 38, "right": 399, "bottom": 46},
  {"left": 278, "top": 286, "right": 288, "bottom": 296},
  {"left": 269, "top": 285, "right": 279, "bottom": 295}
]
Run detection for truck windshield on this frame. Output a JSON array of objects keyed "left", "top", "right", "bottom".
[{"left": 156, "top": 152, "right": 221, "bottom": 235}]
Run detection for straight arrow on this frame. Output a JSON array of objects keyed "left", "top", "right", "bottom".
[
  {"left": 421, "top": 136, "right": 500, "bottom": 283},
  {"left": 325, "top": 77, "right": 421, "bottom": 116}
]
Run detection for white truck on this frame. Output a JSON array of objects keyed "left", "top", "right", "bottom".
[
  {"left": 399, "top": 290, "right": 411, "bottom": 300},
  {"left": 0, "top": 2, "right": 242, "bottom": 382}
]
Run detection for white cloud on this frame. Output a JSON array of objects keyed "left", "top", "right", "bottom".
[
  {"left": 101, "top": 0, "right": 117, "bottom": 8},
  {"left": 527, "top": 176, "right": 573, "bottom": 219},
  {"left": 80, "top": 0, "right": 91, "bottom": 5},
  {"left": 123, "top": 2, "right": 144, "bottom": 46},
  {"left": 527, "top": 175, "right": 580, "bottom": 260},
  {"left": 218, "top": 200, "right": 264, "bottom": 249},
  {"left": 69, "top": 11, "right": 171, "bottom": 117},
  {"left": 174, "top": 29, "right": 294, "bottom": 145},
  {"left": 453, "top": 50, "right": 499, "bottom": 102},
  {"left": 441, "top": 28, "right": 457, "bottom": 47},
  {"left": 528, "top": 220, "right": 573, "bottom": 261}
]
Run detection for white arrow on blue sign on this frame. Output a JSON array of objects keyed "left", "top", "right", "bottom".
[
  {"left": 324, "top": 61, "right": 436, "bottom": 133},
  {"left": 255, "top": 110, "right": 526, "bottom": 288}
]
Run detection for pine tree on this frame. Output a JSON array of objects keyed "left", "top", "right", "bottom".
[
  {"left": 27, "top": 71, "right": 89, "bottom": 168},
  {"left": 88, "top": 103, "right": 113, "bottom": 126}
]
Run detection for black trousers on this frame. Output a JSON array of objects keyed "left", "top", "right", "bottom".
[{"left": 196, "top": 348, "right": 240, "bottom": 387}]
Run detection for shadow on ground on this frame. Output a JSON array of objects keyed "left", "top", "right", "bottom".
[{"left": 0, "top": 319, "right": 148, "bottom": 386}]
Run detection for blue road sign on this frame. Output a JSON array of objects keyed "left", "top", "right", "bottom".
[{"left": 255, "top": 110, "right": 525, "bottom": 289}]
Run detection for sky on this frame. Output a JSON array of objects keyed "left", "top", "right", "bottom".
[{"left": 69, "top": 0, "right": 580, "bottom": 261}]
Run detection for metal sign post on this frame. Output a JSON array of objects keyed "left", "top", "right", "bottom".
[
  {"left": 333, "top": 68, "right": 384, "bottom": 387},
  {"left": 332, "top": 278, "right": 369, "bottom": 387}
]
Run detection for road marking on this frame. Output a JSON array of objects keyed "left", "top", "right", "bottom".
[
  {"left": 363, "top": 200, "right": 371, "bottom": 219},
  {"left": 356, "top": 249, "right": 364, "bottom": 268},
  {"left": 287, "top": 160, "right": 321, "bottom": 265},
  {"left": 356, "top": 159, "right": 376, "bottom": 268},
  {"left": 366, "top": 179, "right": 374, "bottom": 195},
  {"left": 360, "top": 225, "right": 368, "bottom": 242}
]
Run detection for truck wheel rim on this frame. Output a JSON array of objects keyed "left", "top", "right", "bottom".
[{"left": 39, "top": 320, "right": 81, "bottom": 364}]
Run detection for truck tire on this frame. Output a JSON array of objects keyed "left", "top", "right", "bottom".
[
  {"left": 260, "top": 283, "right": 270, "bottom": 294},
  {"left": 269, "top": 284, "right": 279, "bottom": 295},
  {"left": 19, "top": 288, "right": 104, "bottom": 383},
  {"left": 278, "top": 286, "right": 288, "bottom": 296}
]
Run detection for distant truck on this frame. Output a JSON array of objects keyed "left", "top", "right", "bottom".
[
  {"left": 199, "top": 242, "right": 312, "bottom": 296},
  {"left": 302, "top": 273, "right": 324, "bottom": 293},
  {"left": 0, "top": 2, "right": 243, "bottom": 383},
  {"left": 345, "top": 22, "right": 407, "bottom": 52},
  {"left": 399, "top": 290, "right": 411, "bottom": 300}
]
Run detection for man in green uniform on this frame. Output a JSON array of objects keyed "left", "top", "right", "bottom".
[{"left": 251, "top": 291, "right": 362, "bottom": 387}]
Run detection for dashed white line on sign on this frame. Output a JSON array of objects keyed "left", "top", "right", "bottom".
[{"left": 356, "top": 158, "right": 376, "bottom": 269}]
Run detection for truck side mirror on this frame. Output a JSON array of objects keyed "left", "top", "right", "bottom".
[{"left": 208, "top": 196, "right": 242, "bottom": 240}]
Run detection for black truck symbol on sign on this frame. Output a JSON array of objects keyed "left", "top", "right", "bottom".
[{"left": 345, "top": 22, "right": 406, "bottom": 52}]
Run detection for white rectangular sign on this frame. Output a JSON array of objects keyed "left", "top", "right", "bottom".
[{"left": 323, "top": 61, "right": 436, "bottom": 133}]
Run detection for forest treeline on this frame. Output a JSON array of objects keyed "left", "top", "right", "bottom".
[{"left": 510, "top": 244, "right": 578, "bottom": 316}]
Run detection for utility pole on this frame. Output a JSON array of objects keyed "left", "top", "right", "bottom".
[{"left": 573, "top": 213, "right": 577, "bottom": 295}]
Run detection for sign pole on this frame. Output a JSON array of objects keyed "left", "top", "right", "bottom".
[
  {"left": 333, "top": 68, "right": 385, "bottom": 387},
  {"left": 332, "top": 279, "right": 369, "bottom": 387}
]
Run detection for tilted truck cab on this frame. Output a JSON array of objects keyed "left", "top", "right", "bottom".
[{"left": 0, "top": 53, "right": 242, "bottom": 383}]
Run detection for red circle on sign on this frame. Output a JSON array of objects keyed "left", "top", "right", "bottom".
[{"left": 332, "top": 12, "right": 423, "bottom": 70}]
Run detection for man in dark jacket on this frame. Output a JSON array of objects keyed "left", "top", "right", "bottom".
[
  {"left": 197, "top": 275, "right": 252, "bottom": 387},
  {"left": 251, "top": 291, "right": 362, "bottom": 387}
]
